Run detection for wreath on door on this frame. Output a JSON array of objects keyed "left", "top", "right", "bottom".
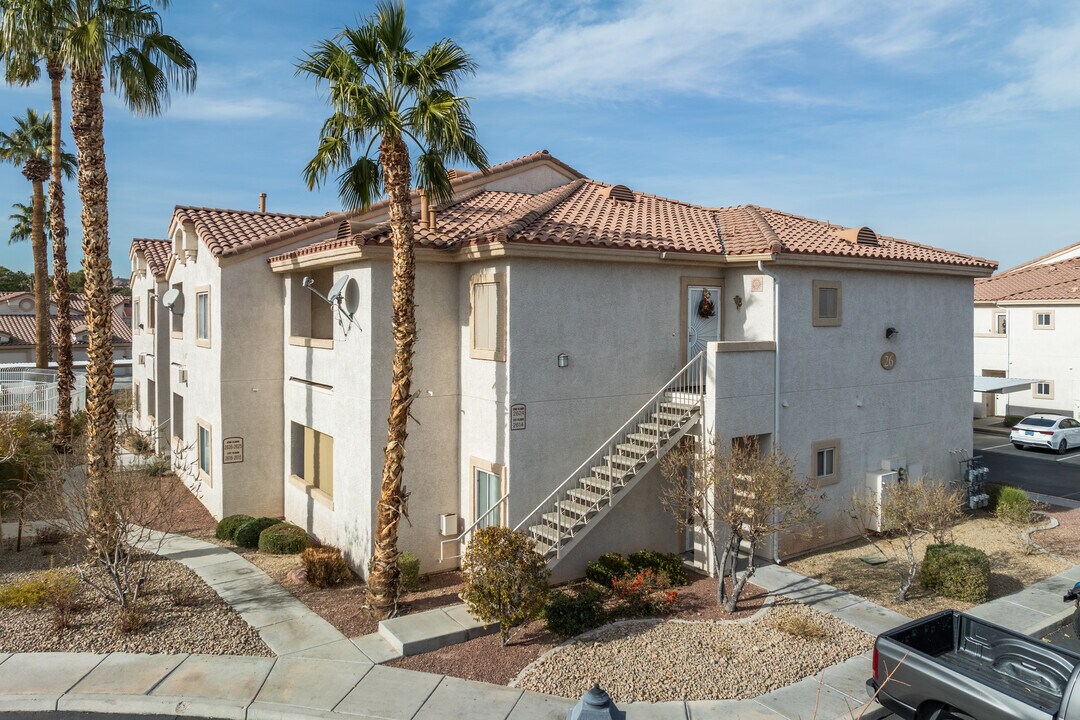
[{"left": 697, "top": 288, "right": 716, "bottom": 318}]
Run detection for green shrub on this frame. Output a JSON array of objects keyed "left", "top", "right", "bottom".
[
  {"left": 70, "top": 410, "right": 87, "bottom": 439},
  {"left": 544, "top": 585, "right": 606, "bottom": 637},
  {"left": 400, "top": 550, "right": 421, "bottom": 592},
  {"left": 996, "top": 486, "right": 1033, "bottom": 525},
  {"left": 628, "top": 549, "right": 689, "bottom": 586},
  {"left": 611, "top": 568, "right": 679, "bottom": 616},
  {"left": 258, "top": 523, "right": 312, "bottom": 554},
  {"left": 920, "top": 543, "right": 991, "bottom": 603},
  {"left": 234, "top": 517, "right": 282, "bottom": 548},
  {"left": 302, "top": 546, "right": 353, "bottom": 588},
  {"left": 585, "top": 552, "right": 632, "bottom": 588},
  {"left": 215, "top": 514, "right": 254, "bottom": 542},
  {"left": 462, "top": 526, "right": 551, "bottom": 646},
  {"left": 0, "top": 569, "right": 76, "bottom": 609}
]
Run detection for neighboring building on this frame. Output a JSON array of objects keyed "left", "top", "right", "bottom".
[
  {"left": 973, "top": 242, "right": 1080, "bottom": 419},
  {"left": 134, "top": 150, "right": 995, "bottom": 582},
  {"left": 0, "top": 290, "right": 131, "bottom": 364}
]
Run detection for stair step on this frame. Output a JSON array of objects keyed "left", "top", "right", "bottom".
[
  {"left": 603, "top": 453, "right": 640, "bottom": 469},
  {"left": 651, "top": 412, "right": 686, "bottom": 423},
  {"left": 590, "top": 465, "right": 630, "bottom": 482},
  {"left": 542, "top": 511, "right": 583, "bottom": 531},
  {"left": 616, "top": 443, "right": 650, "bottom": 457},
  {"left": 557, "top": 500, "right": 591, "bottom": 517},
  {"left": 626, "top": 432, "right": 662, "bottom": 445},
  {"left": 637, "top": 421, "right": 676, "bottom": 434},
  {"left": 529, "top": 524, "right": 563, "bottom": 545},
  {"left": 567, "top": 487, "right": 605, "bottom": 505},
  {"left": 660, "top": 400, "right": 698, "bottom": 412},
  {"left": 580, "top": 475, "right": 616, "bottom": 493}
]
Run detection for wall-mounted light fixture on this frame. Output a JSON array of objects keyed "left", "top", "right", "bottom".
[
  {"left": 558, "top": 353, "right": 569, "bottom": 368},
  {"left": 733, "top": 294, "right": 743, "bottom": 310},
  {"left": 885, "top": 327, "right": 899, "bottom": 340}
]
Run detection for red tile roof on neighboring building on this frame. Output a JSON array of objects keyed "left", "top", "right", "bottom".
[
  {"left": 0, "top": 309, "right": 131, "bottom": 347},
  {"left": 270, "top": 177, "right": 996, "bottom": 271},
  {"left": 975, "top": 256, "right": 1080, "bottom": 302},
  {"left": 131, "top": 238, "right": 173, "bottom": 278}
]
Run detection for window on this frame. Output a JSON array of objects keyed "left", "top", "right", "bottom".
[
  {"left": 471, "top": 459, "right": 506, "bottom": 528},
  {"left": 195, "top": 289, "right": 210, "bottom": 346},
  {"left": 994, "top": 313, "right": 1006, "bottom": 335},
  {"left": 812, "top": 280, "right": 842, "bottom": 327},
  {"left": 197, "top": 420, "right": 212, "bottom": 483},
  {"left": 134, "top": 298, "right": 141, "bottom": 333},
  {"left": 469, "top": 272, "right": 505, "bottom": 361},
  {"left": 147, "top": 379, "right": 156, "bottom": 418},
  {"left": 146, "top": 290, "right": 156, "bottom": 333},
  {"left": 1034, "top": 311, "right": 1054, "bottom": 330},
  {"left": 170, "top": 282, "right": 183, "bottom": 336},
  {"left": 1033, "top": 381, "right": 1054, "bottom": 399},
  {"left": 172, "top": 393, "right": 184, "bottom": 442},
  {"left": 133, "top": 382, "right": 141, "bottom": 417},
  {"left": 290, "top": 422, "right": 334, "bottom": 500},
  {"left": 289, "top": 270, "right": 334, "bottom": 347},
  {"left": 811, "top": 439, "right": 840, "bottom": 487}
]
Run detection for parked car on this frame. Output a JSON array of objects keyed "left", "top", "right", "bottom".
[
  {"left": 1011, "top": 414, "right": 1080, "bottom": 454},
  {"left": 868, "top": 609, "right": 1080, "bottom": 719}
]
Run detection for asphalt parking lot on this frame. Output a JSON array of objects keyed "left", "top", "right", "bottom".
[{"left": 973, "top": 432, "right": 1080, "bottom": 503}]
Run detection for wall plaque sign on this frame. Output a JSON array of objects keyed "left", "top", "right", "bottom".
[
  {"left": 223, "top": 437, "right": 244, "bottom": 464},
  {"left": 510, "top": 404, "right": 526, "bottom": 431},
  {"left": 880, "top": 352, "right": 897, "bottom": 371}
]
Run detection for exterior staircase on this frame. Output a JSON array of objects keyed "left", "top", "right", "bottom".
[{"left": 514, "top": 352, "right": 706, "bottom": 564}]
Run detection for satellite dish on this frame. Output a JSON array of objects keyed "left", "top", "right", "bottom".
[
  {"left": 161, "top": 288, "right": 183, "bottom": 313},
  {"left": 302, "top": 276, "right": 315, "bottom": 289},
  {"left": 327, "top": 275, "right": 350, "bottom": 304}
]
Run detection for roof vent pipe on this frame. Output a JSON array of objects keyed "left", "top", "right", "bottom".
[
  {"left": 259, "top": 193, "right": 267, "bottom": 213},
  {"left": 420, "top": 190, "right": 429, "bottom": 225},
  {"left": 428, "top": 201, "right": 436, "bottom": 232}
]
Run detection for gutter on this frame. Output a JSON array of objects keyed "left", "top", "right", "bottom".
[{"left": 757, "top": 260, "right": 782, "bottom": 565}]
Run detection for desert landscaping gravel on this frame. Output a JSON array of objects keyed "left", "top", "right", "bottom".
[
  {"left": 514, "top": 599, "right": 872, "bottom": 702},
  {"left": 0, "top": 541, "right": 271, "bottom": 656}
]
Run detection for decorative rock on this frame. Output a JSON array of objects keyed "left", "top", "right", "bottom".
[{"left": 285, "top": 566, "right": 308, "bottom": 585}]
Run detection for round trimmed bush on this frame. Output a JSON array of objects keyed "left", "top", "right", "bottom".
[
  {"left": 216, "top": 514, "right": 254, "bottom": 542},
  {"left": 258, "top": 523, "right": 312, "bottom": 554},
  {"left": 400, "top": 550, "right": 421, "bottom": 592},
  {"left": 301, "top": 546, "right": 353, "bottom": 588},
  {"left": 544, "top": 585, "right": 606, "bottom": 637},
  {"left": 585, "top": 552, "right": 632, "bottom": 588},
  {"left": 233, "top": 517, "right": 282, "bottom": 548},
  {"left": 920, "top": 543, "right": 991, "bottom": 603},
  {"left": 628, "top": 549, "right": 689, "bottom": 586}
]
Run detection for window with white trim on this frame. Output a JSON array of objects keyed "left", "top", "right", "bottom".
[
  {"left": 469, "top": 273, "right": 505, "bottom": 361},
  {"left": 994, "top": 312, "right": 1006, "bottom": 335},
  {"left": 1035, "top": 311, "right": 1054, "bottom": 329},
  {"left": 196, "top": 289, "right": 210, "bottom": 345},
  {"left": 197, "top": 421, "right": 212, "bottom": 483},
  {"left": 170, "top": 282, "right": 184, "bottom": 336},
  {"left": 290, "top": 422, "right": 334, "bottom": 499},
  {"left": 147, "top": 379, "right": 156, "bottom": 418},
  {"left": 812, "top": 280, "right": 842, "bottom": 327},
  {"left": 172, "top": 393, "right": 184, "bottom": 442},
  {"left": 134, "top": 297, "right": 141, "bottom": 333},
  {"left": 1033, "top": 381, "right": 1054, "bottom": 399},
  {"left": 811, "top": 439, "right": 840, "bottom": 486}
]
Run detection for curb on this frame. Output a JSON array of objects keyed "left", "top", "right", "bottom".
[{"left": 1024, "top": 607, "right": 1075, "bottom": 639}]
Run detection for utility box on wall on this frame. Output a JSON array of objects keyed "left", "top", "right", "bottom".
[
  {"left": 866, "top": 470, "right": 900, "bottom": 532},
  {"left": 439, "top": 513, "right": 458, "bottom": 537}
]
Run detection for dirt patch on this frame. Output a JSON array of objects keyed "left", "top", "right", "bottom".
[
  {"left": 787, "top": 513, "right": 1068, "bottom": 617},
  {"left": 390, "top": 572, "right": 768, "bottom": 686},
  {"left": 0, "top": 539, "right": 270, "bottom": 655},
  {"left": 131, "top": 472, "right": 218, "bottom": 540},
  {"left": 1033, "top": 507, "right": 1080, "bottom": 561}
]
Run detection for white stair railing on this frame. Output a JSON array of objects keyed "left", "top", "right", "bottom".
[
  {"left": 513, "top": 351, "right": 706, "bottom": 559},
  {"left": 439, "top": 490, "right": 510, "bottom": 563}
]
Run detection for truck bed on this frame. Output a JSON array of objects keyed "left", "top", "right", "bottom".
[{"left": 885, "top": 611, "right": 1080, "bottom": 713}]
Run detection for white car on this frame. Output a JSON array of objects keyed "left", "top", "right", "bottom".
[{"left": 1011, "top": 414, "right": 1080, "bottom": 454}]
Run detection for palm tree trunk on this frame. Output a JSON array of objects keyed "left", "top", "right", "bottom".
[
  {"left": 29, "top": 176, "right": 49, "bottom": 369},
  {"left": 366, "top": 135, "right": 416, "bottom": 619},
  {"left": 50, "top": 60, "right": 74, "bottom": 449},
  {"left": 71, "top": 67, "right": 116, "bottom": 545}
]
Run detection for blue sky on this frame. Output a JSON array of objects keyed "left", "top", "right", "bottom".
[{"left": 0, "top": 0, "right": 1078, "bottom": 274}]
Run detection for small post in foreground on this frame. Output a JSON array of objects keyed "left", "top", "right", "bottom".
[{"left": 567, "top": 684, "right": 624, "bottom": 720}]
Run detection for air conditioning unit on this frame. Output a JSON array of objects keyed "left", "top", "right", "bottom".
[
  {"left": 866, "top": 470, "right": 900, "bottom": 533},
  {"left": 177, "top": 367, "right": 188, "bottom": 385}
]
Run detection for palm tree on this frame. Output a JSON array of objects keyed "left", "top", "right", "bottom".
[
  {"left": 298, "top": 0, "right": 487, "bottom": 618},
  {"left": 8, "top": 200, "right": 40, "bottom": 244},
  {"left": 10, "top": 0, "right": 194, "bottom": 538},
  {"left": 0, "top": 108, "right": 73, "bottom": 369},
  {"left": 1, "top": 0, "right": 79, "bottom": 446}
]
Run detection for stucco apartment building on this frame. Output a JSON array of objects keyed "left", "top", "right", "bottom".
[
  {"left": 0, "top": 290, "right": 132, "bottom": 364},
  {"left": 974, "top": 242, "right": 1080, "bottom": 419},
  {"left": 132, "top": 150, "right": 995, "bottom": 581}
]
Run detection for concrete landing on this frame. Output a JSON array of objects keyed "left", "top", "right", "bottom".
[{"left": 378, "top": 604, "right": 499, "bottom": 656}]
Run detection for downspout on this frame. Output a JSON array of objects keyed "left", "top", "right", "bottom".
[{"left": 757, "top": 260, "right": 781, "bottom": 564}]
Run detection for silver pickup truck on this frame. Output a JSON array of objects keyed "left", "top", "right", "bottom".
[{"left": 868, "top": 610, "right": 1080, "bottom": 720}]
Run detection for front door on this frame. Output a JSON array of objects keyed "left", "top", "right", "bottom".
[
  {"left": 982, "top": 370, "right": 1006, "bottom": 417},
  {"left": 687, "top": 285, "right": 722, "bottom": 360}
]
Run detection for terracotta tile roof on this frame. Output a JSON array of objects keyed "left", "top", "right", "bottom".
[
  {"left": 0, "top": 291, "right": 29, "bottom": 302},
  {"left": 0, "top": 308, "right": 131, "bottom": 347},
  {"left": 172, "top": 207, "right": 323, "bottom": 257},
  {"left": 975, "top": 257, "right": 1080, "bottom": 302},
  {"left": 131, "top": 238, "right": 172, "bottom": 278},
  {"left": 270, "top": 178, "right": 995, "bottom": 272}
]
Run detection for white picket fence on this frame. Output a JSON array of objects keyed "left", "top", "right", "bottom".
[{"left": 0, "top": 368, "right": 87, "bottom": 418}]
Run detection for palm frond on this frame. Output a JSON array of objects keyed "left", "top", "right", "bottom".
[{"left": 336, "top": 156, "right": 382, "bottom": 212}]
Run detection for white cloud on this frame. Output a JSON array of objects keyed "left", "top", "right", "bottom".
[
  {"left": 163, "top": 95, "right": 300, "bottom": 121},
  {"left": 467, "top": 0, "right": 967, "bottom": 101},
  {"left": 942, "top": 11, "right": 1080, "bottom": 123}
]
